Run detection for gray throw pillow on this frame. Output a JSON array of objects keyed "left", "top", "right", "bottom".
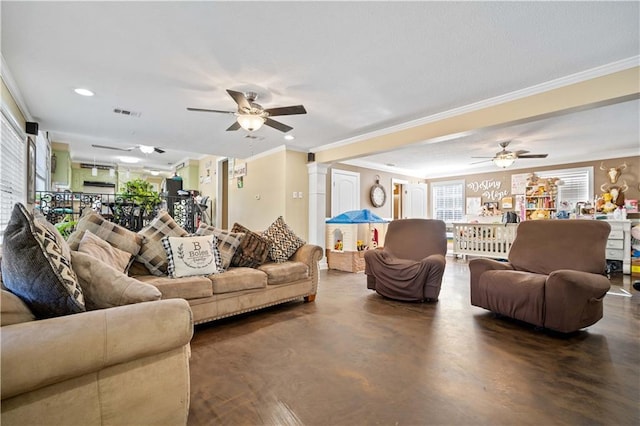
[{"left": 1, "top": 203, "right": 85, "bottom": 318}]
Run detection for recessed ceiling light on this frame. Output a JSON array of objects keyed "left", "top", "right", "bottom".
[
  {"left": 139, "top": 145, "right": 155, "bottom": 154},
  {"left": 284, "top": 134, "right": 295, "bottom": 140},
  {"left": 74, "top": 88, "right": 94, "bottom": 97},
  {"left": 149, "top": 170, "right": 160, "bottom": 176},
  {"left": 119, "top": 156, "right": 140, "bottom": 164}
]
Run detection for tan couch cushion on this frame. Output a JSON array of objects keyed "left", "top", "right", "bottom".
[
  {"left": 1, "top": 289, "right": 35, "bottom": 326},
  {"left": 209, "top": 267, "right": 267, "bottom": 294},
  {"left": 258, "top": 261, "right": 309, "bottom": 285},
  {"left": 71, "top": 251, "right": 161, "bottom": 310},
  {"left": 78, "top": 230, "right": 133, "bottom": 273},
  {"left": 136, "top": 274, "right": 213, "bottom": 300}
]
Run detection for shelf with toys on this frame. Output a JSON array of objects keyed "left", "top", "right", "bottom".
[{"left": 524, "top": 174, "right": 559, "bottom": 220}]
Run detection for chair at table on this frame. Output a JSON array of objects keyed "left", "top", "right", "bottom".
[
  {"left": 364, "top": 219, "right": 447, "bottom": 302},
  {"left": 469, "top": 220, "right": 611, "bottom": 333}
]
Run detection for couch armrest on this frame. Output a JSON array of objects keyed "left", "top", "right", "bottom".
[
  {"left": 544, "top": 270, "right": 611, "bottom": 332},
  {"left": 290, "top": 244, "right": 323, "bottom": 266},
  {"left": 1, "top": 299, "right": 193, "bottom": 399}
]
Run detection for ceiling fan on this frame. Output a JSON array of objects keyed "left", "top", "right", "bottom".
[
  {"left": 92, "top": 144, "right": 165, "bottom": 154},
  {"left": 187, "top": 89, "right": 307, "bottom": 133},
  {"left": 472, "top": 141, "right": 548, "bottom": 168}
]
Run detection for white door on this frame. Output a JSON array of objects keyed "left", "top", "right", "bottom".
[
  {"left": 331, "top": 169, "right": 360, "bottom": 217},
  {"left": 402, "top": 183, "right": 428, "bottom": 218}
]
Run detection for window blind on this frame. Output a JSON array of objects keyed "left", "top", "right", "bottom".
[
  {"left": 35, "top": 131, "right": 49, "bottom": 191},
  {"left": 1, "top": 109, "right": 26, "bottom": 243},
  {"left": 537, "top": 167, "right": 593, "bottom": 209},
  {"left": 431, "top": 180, "right": 464, "bottom": 223}
]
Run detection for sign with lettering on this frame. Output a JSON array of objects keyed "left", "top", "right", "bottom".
[{"left": 467, "top": 178, "right": 508, "bottom": 201}]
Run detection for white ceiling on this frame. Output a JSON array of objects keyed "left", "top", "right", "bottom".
[{"left": 1, "top": 1, "right": 639, "bottom": 178}]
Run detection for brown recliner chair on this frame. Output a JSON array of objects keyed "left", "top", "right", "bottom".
[
  {"left": 364, "top": 219, "right": 447, "bottom": 302},
  {"left": 469, "top": 220, "right": 611, "bottom": 333}
]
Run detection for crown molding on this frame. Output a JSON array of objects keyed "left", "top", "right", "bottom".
[
  {"left": 314, "top": 56, "right": 640, "bottom": 154},
  {"left": 1, "top": 54, "right": 33, "bottom": 121}
]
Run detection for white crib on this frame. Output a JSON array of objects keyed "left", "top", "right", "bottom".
[{"left": 453, "top": 223, "right": 518, "bottom": 259}]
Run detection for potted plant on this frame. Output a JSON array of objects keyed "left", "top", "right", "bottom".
[{"left": 119, "top": 179, "right": 162, "bottom": 224}]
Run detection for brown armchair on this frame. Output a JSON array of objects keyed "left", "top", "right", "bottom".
[
  {"left": 469, "top": 220, "right": 611, "bottom": 333},
  {"left": 364, "top": 219, "right": 447, "bottom": 302}
]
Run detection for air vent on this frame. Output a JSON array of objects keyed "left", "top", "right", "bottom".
[
  {"left": 80, "top": 163, "right": 112, "bottom": 170},
  {"left": 113, "top": 108, "right": 141, "bottom": 118}
]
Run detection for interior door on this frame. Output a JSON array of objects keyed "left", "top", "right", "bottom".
[
  {"left": 331, "top": 169, "right": 360, "bottom": 217},
  {"left": 401, "top": 183, "right": 428, "bottom": 218}
]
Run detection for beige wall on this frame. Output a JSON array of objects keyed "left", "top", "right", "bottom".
[
  {"left": 284, "top": 150, "right": 310, "bottom": 239},
  {"left": 228, "top": 150, "right": 287, "bottom": 231},
  {"left": 225, "top": 148, "right": 310, "bottom": 239},
  {"left": 325, "top": 164, "right": 425, "bottom": 218},
  {"left": 176, "top": 159, "right": 200, "bottom": 190},
  {"left": 1, "top": 78, "right": 25, "bottom": 130}
]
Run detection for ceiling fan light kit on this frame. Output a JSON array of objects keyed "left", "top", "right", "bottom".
[
  {"left": 493, "top": 155, "right": 516, "bottom": 168},
  {"left": 139, "top": 145, "right": 155, "bottom": 154},
  {"left": 237, "top": 114, "right": 266, "bottom": 132}
]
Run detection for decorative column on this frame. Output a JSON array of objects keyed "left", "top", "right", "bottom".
[{"left": 307, "top": 162, "right": 329, "bottom": 269}]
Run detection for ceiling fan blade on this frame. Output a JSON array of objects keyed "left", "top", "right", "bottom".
[
  {"left": 470, "top": 156, "right": 495, "bottom": 159},
  {"left": 226, "top": 89, "right": 251, "bottom": 112},
  {"left": 187, "top": 107, "right": 234, "bottom": 114},
  {"left": 264, "top": 105, "right": 307, "bottom": 116},
  {"left": 518, "top": 154, "right": 548, "bottom": 159},
  {"left": 264, "top": 118, "right": 293, "bottom": 133},
  {"left": 91, "top": 144, "right": 134, "bottom": 152},
  {"left": 513, "top": 150, "right": 530, "bottom": 156},
  {"left": 226, "top": 121, "right": 241, "bottom": 131},
  {"left": 471, "top": 159, "right": 493, "bottom": 165},
  {"left": 153, "top": 147, "right": 165, "bottom": 154}
]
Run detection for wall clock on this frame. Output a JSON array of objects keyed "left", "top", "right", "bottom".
[{"left": 370, "top": 183, "right": 387, "bottom": 207}]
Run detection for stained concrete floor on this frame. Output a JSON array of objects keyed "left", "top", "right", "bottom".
[{"left": 188, "top": 258, "right": 640, "bottom": 426}]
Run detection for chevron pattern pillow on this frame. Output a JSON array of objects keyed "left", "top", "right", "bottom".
[
  {"left": 262, "top": 216, "right": 306, "bottom": 263},
  {"left": 1, "top": 203, "right": 85, "bottom": 319}
]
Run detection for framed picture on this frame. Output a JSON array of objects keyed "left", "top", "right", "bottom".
[
  {"left": 466, "top": 197, "right": 481, "bottom": 215},
  {"left": 501, "top": 196, "right": 513, "bottom": 209},
  {"left": 26, "top": 137, "right": 36, "bottom": 204}
]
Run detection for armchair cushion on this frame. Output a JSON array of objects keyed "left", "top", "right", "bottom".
[{"left": 1, "top": 289, "right": 35, "bottom": 326}]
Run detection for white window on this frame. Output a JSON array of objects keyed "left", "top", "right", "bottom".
[
  {"left": 537, "top": 167, "right": 593, "bottom": 210},
  {"left": 431, "top": 180, "right": 465, "bottom": 224},
  {"left": 35, "top": 131, "right": 50, "bottom": 192},
  {"left": 1, "top": 109, "right": 26, "bottom": 243}
]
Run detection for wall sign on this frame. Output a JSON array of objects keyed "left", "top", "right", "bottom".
[{"left": 467, "top": 178, "right": 508, "bottom": 201}]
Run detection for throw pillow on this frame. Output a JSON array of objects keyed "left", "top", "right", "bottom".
[
  {"left": 161, "top": 235, "right": 221, "bottom": 278},
  {"left": 71, "top": 251, "right": 161, "bottom": 310},
  {"left": 67, "top": 210, "right": 143, "bottom": 256},
  {"left": 230, "top": 223, "right": 272, "bottom": 268},
  {"left": 262, "top": 216, "right": 306, "bottom": 263},
  {"left": 136, "top": 210, "right": 188, "bottom": 276},
  {"left": 196, "top": 224, "right": 245, "bottom": 270},
  {"left": 78, "top": 230, "right": 133, "bottom": 273},
  {"left": 1, "top": 203, "right": 85, "bottom": 318}
]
